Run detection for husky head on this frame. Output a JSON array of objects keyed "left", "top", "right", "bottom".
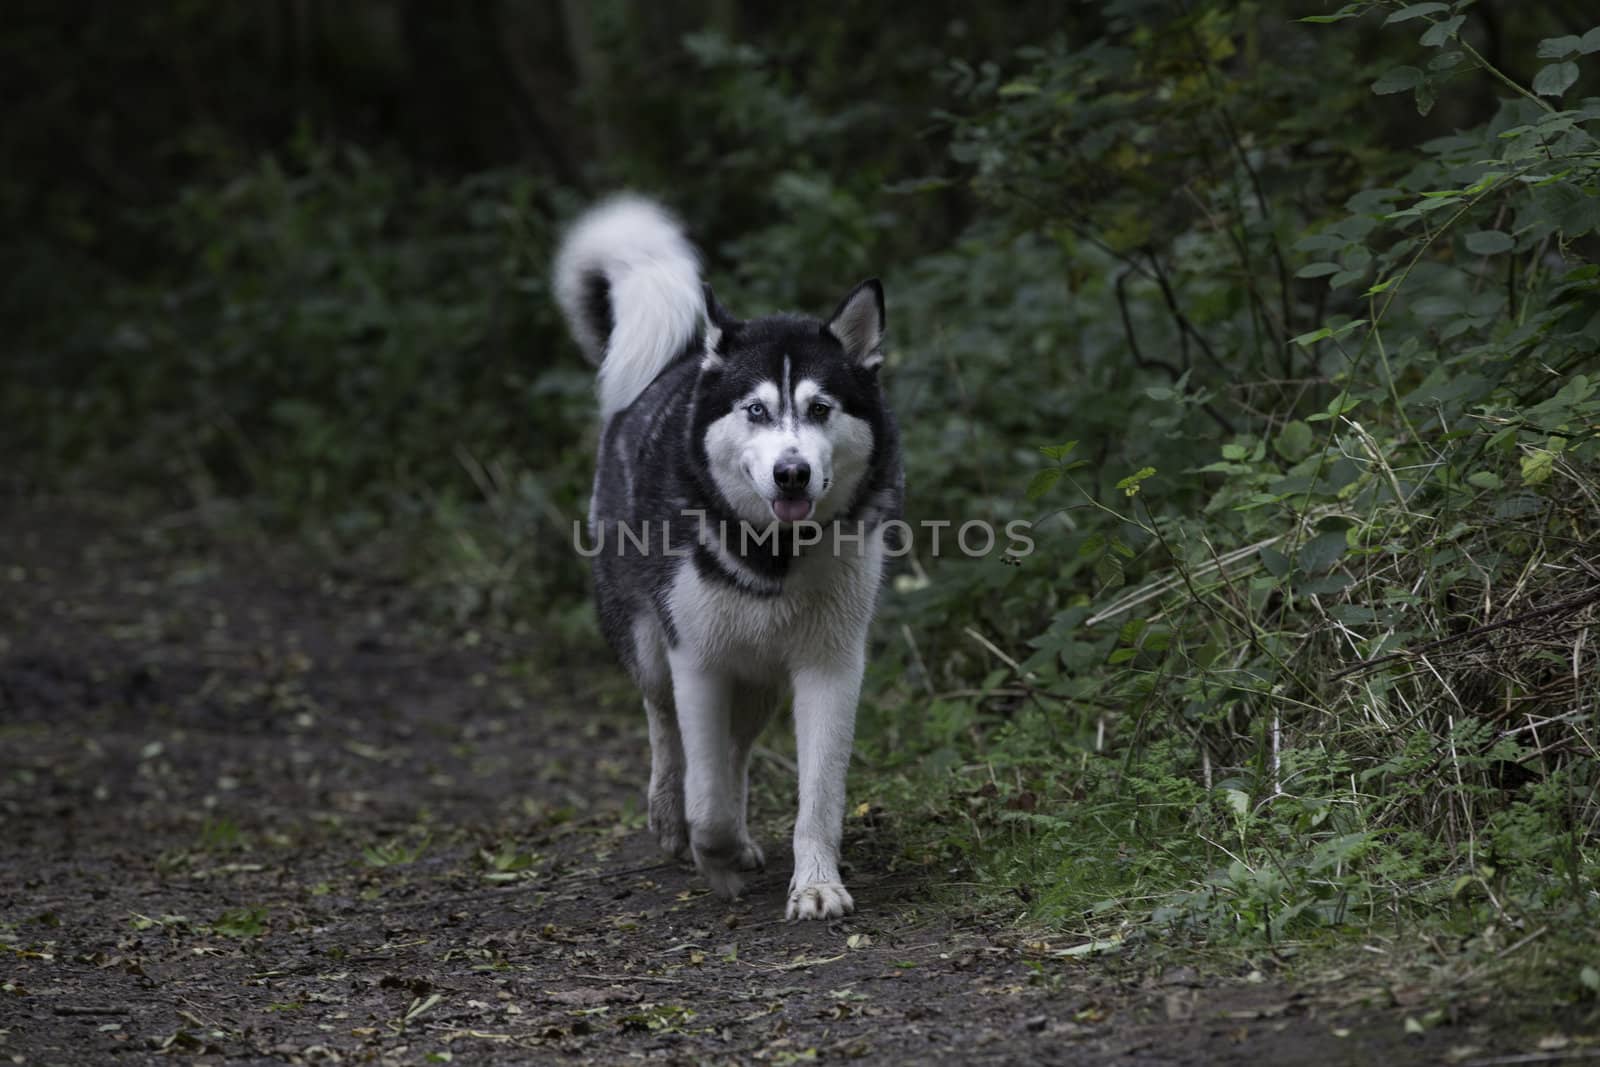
[{"left": 692, "top": 280, "right": 887, "bottom": 528}]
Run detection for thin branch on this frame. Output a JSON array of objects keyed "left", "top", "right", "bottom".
[
  {"left": 1332, "top": 587, "right": 1600, "bottom": 680},
  {"left": 1147, "top": 251, "right": 1226, "bottom": 374},
  {"left": 1115, "top": 268, "right": 1181, "bottom": 380},
  {"left": 1116, "top": 266, "right": 1235, "bottom": 433}
]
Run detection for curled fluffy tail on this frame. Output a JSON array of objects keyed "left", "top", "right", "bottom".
[{"left": 553, "top": 195, "right": 704, "bottom": 418}]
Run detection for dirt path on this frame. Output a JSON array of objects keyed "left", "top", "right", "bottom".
[{"left": 0, "top": 502, "right": 1587, "bottom": 1065}]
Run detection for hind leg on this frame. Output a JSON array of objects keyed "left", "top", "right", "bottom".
[
  {"left": 628, "top": 617, "right": 688, "bottom": 860},
  {"left": 729, "top": 683, "right": 780, "bottom": 873},
  {"left": 644, "top": 697, "right": 689, "bottom": 860}
]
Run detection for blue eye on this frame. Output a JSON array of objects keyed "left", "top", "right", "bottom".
[{"left": 746, "top": 402, "right": 769, "bottom": 421}]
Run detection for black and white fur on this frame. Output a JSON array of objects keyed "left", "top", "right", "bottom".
[{"left": 554, "top": 195, "right": 902, "bottom": 920}]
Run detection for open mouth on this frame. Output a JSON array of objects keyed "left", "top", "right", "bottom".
[{"left": 770, "top": 497, "right": 814, "bottom": 523}]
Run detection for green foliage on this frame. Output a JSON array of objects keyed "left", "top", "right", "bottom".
[
  {"left": 361, "top": 835, "right": 430, "bottom": 869},
  {"left": 860, "top": 0, "right": 1600, "bottom": 946},
  {"left": 30, "top": 144, "right": 574, "bottom": 515},
  {"left": 212, "top": 907, "right": 269, "bottom": 939}
]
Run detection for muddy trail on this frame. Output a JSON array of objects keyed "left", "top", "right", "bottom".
[{"left": 0, "top": 502, "right": 1588, "bottom": 1065}]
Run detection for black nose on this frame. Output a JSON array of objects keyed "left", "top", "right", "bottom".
[{"left": 774, "top": 457, "right": 811, "bottom": 493}]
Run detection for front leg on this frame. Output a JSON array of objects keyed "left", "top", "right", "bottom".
[
  {"left": 668, "top": 651, "right": 746, "bottom": 899},
  {"left": 787, "top": 653, "right": 864, "bottom": 920}
]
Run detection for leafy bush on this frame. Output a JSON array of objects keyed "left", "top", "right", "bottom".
[{"left": 858, "top": 0, "right": 1600, "bottom": 942}]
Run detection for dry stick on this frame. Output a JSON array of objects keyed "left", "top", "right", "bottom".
[
  {"left": 1461, "top": 1049, "right": 1600, "bottom": 1067},
  {"left": 901, "top": 622, "right": 936, "bottom": 700},
  {"left": 1085, "top": 534, "right": 1281, "bottom": 627},
  {"left": 1331, "top": 587, "right": 1600, "bottom": 681},
  {"left": 963, "top": 627, "right": 1029, "bottom": 677},
  {"left": 753, "top": 744, "right": 798, "bottom": 776},
  {"left": 568, "top": 973, "right": 685, "bottom": 985}
]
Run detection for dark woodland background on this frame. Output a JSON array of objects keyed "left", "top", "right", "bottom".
[{"left": 5, "top": 0, "right": 1600, "bottom": 953}]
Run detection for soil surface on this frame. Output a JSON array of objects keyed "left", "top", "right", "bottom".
[{"left": 1, "top": 501, "right": 1593, "bottom": 1065}]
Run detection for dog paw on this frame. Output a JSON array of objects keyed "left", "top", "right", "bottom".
[
  {"left": 736, "top": 836, "right": 766, "bottom": 872},
  {"left": 786, "top": 882, "right": 854, "bottom": 921},
  {"left": 695, "top": 851, "right": 747, "bottom": 901},
  {"left": 655, "top": 826, "right": 691, "bottom": 861},
  {"left": 648, "top": 800, "right": 690, "bottom": 861},
  {"left": 690, "top": 824, "right": 753, "bottom": 899}
]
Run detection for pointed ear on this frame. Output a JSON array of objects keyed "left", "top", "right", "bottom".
[
  {"left": 701, "top": 285, "right": 738, "bottom": 371},
  {"left": 704, "top": 284, "right": 736, "bottom": 331},
  {"left": 824, "top": 279, "right": 886, "bottom": 369}
]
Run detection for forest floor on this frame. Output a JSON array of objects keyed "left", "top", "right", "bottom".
[{"left": 1, "top": 499, "right": 1595, "bottom": 1066}]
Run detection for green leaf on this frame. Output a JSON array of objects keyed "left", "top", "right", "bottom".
[
  {"left": 1299, "top": 4, "right": 1362, "bottom": 23},
  {"left": 1294, "top": 233, "right": 1346, "bottom": 253},
  {"left": 1026, "top": 467, "right": 1063, "bottom": 501},
  {"left": 1275, "top": 420, "right": 1314, "bottom": 462},
  {"left": 998, "top": 80, "right": 1040, "bottom": 97},
  {"left": 1259, "top": 546, "right": 1290, "bottom": 578},
  {"left": 1297, "top": 529, "right": 1348, "bottom": 574},
  {"left": 1559, "top": 194, "right": 1600, "bottom": 238},
  {"left": 1537, "top": 35, "right": 1582, "bottom": 59},
  {"left": 1414, "top": 81, "right": 1437, "bottom": 117},
  {"left": 1384, "top": 3, "right": 1448, "bottom": 24},
  {"left": 1520, "top": 449, "right": 1555, "bottom": 485},
  {"left": 1115, "top": 466, "right": 1157, "bottom": 497},
  {"left": 1464, "top": 230, "right": 1515, "bottom": 254},
  {"left": 1292, "top": 317, "right": 1367, "bottom": 347},
  {"left": 1420, "top": 16, "right": 1463, "bottom": 48},
  {"left": 1306, "top": 392, "right": 1361, "bottom": 424},
  {"left": 1295, "top": 261, "right": 1342, "bottom": 278},
  {"left": 1582, "top": 27, "right": 1600, "bottom": 54},
  {"left": 1332, "top": 604, "right": 1378, "bottom": 625},
  {"left": 1038, "top": 440, "right": 1079, "bottom": 462},
  {"left": 1533, "top": 62, "right": 1579, "bottom": 97},
  {"left": 1467, "top": 471, "right": 1502, "bottom": 490},
  {"left": 1094, "top": 552, "right": 1124, "bottom": 590},
  {"left": 1372, "top": 65, "right": 1424, "bottom": 95}
]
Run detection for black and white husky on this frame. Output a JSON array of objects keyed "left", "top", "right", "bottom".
[{"left": 554, "top": 196, "right": 901, "bottom": 920}]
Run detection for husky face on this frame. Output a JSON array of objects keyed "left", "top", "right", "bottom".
[{"left": 694, "top": 282, "right": 886, "bottom": 528}]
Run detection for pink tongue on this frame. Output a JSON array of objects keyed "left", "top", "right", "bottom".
[{"left": 773, "top": 498, "right": 813, "bottom": 522}]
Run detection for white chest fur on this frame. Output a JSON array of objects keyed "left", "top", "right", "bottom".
[{"left": 665, "top": 534, "right": 885, "bottom": 680}]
